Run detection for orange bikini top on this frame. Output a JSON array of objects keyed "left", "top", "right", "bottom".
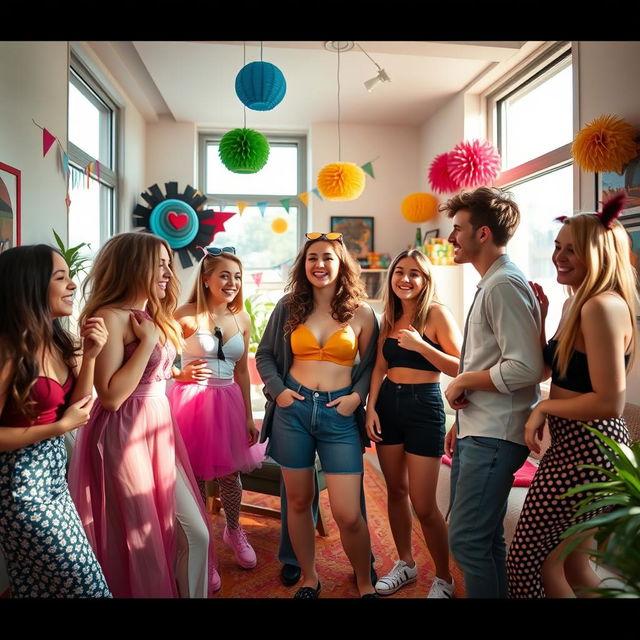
[{"left": 290, "top": 324, "right": 358, "bottom": 367}]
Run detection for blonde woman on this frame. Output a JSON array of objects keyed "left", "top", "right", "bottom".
[
  {"left": 68, "top": 232, "right": 218, "bottom": 598},
  {"left": 507, "top": 195, "right": 637, "bottom": 598},
  {"left": 365, "top": 249, "right": 461, "bottom": 597}
]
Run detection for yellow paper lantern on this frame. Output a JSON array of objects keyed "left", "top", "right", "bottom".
[
  {"left": 401, "top": 192, "right": 438, "bottom": 223},
  {"left": 317, "top": 162, "right": 366, "bottom": 201},
  {"left": 271, "top": 217, "right": 288, "bottom": 234}
]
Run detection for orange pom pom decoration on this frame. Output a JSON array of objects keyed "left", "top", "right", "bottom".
[
  {"left": 572, "top": 115, "right": 639, "bottom": 173},
  {"left": 271, "top": 217, "right": 288, "bottom": 234},
  {"left": 317, "top": 162, "right": 366, "bottom": 201},
  {"left": 401, "top": 193, "right": 438, "bottom": 223}
]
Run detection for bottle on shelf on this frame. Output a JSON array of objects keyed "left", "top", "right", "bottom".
[{"left": 415, "top": 226, "right": 422, "bottom": 249}]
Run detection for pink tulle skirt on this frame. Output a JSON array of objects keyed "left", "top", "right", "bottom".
[{"left": 167, "top": 379, "right": 266, "bottom": 480}]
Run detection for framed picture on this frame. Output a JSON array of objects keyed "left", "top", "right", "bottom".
[
  {"left": 330, "top": 216, "right": 374, "bottom": 260},
  {"left": 424, "top": 228, "right": 440, "bottom": 239},
  {"left": 0, "top": 162, "right": 21, "bottom": 253},
  {"left": 622, "top": 214, "right": 640, "bottom": 319},
  {"left": 597, "top": 153, "right": 640, "bottom": 215}
]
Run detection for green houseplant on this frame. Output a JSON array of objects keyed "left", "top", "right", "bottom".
[
  {"left": 52, "top": 229, "right": 92, "bottom": 280},
  {"left": 560, "top": 425, "right": 640, "bottom": 598},
  {"left": 244, "top": 293, "right": 275, "bottom": 354}
]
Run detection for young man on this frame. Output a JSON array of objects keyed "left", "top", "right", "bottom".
[{"left": 443, "top": 187, "right": 543, "bottom": 598}]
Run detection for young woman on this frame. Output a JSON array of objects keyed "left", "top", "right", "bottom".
[
  {"left": 167, "top": 247, "right": 265, "bottom": 569},
  {"left": 68, "top": 232, "right": 218, "bottom": 598},
  {"left": 507, "top": 195, "right": 637, "bottom": 598},
  {"left": 365, "top": 249, "right": 461, "bottom": 598},
  {"left": 0, "top": 244, "right": 111, "bottom": 598},
  {"left": 256, "top": 232, "right": 379, "bottom": 598}
]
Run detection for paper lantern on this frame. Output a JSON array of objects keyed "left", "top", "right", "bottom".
[
  {"left": 271, "top": 217, "right": 288, "bottom": 234},
  {"left": 235, "top": 61, "right": 286, "bottom": 111},
  {"left": 572, "top": 114, "right": 638, "bottom": 173},
  {"left": 448, "top": 140, "right": 501, "bottom": 189},
  {"left": 219, "top": 128, "right": 270, "bottom": 174},
  {"left": 428, "top": 152, "right": 459, "bottom": 193},
  {"left": 317, "top": 162, "right": 366, "bottom": 201},
  {"left": 401, "top": 193, "right": 438, "bottom": 223}
]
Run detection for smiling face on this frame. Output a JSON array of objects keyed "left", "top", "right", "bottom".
[
  {"left": 203, "top": 257, "right": 242, "bottom": 304},
  {"left": 155, "top": 244, "right": 172, "bottom": 300},
  {"left": 48, "top": 251, "right": 76, "bottom": 318},
  {"left": 448, "top": 209, "right": 483, "bottom": 265},
  {"left": 553, "top": 223, "right": 588, "bottom": 290},
  {"left": 391, "top": 256, "right": 427, "bottom": 301},
  {"left": 304, "top": 240, "right": 340, "bottom": 289}
]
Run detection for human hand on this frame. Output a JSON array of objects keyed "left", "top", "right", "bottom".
[
  {"left": 176, "top": 359, "right": 214, "bottom": 382},
  {"left": 276, "top": 388, "right": 304, "bottom": 408},
  {"left": 444, "top": 425, "right": 457, "bottom": 457},
  {"left": 246, "top": 419, "right": 259, "bottom": 446},
  {"left": 130, "top": 311, "right": 160, "bottom": 346},
  {"left": 445, "top": 375, "right": 469, "bottom": 410},
  {"left": 327, "top": 391, "right": 360, "bottom": 416},
  {"left": 80, "top": 317, "right": 109, "bottom": 360},
  {"left": 529, "top": 281, "right": 549, "bottom": 325},
  {"left": 365, "top": 408, "right": 383, "bottom": 443},
  {"left": 57, "top": 395, "right": 95, "bottom": 433},
  {"left": 397, "top": 324, "right": 424, "bottom": 353},
  {"left": 524, "top": 406, "right": 547, "bottom": 454}
]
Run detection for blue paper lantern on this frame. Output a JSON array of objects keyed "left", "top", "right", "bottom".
[{"left": 235, "top": 61, "right": 286, "bottom": 111}]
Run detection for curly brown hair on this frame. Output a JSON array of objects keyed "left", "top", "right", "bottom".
[{"left": 283, "top": 238, "right": 366, "bottom": 335}]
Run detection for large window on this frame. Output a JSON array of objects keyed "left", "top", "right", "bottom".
[
  {"left": 199, "top": 133, "right": 307, "bottom": 300},
  {"left": 68, "top": 56, "right": 118, "bottom": 256},
  {"left": 488, "top": 45, "right": 574, "bottom": 338}
]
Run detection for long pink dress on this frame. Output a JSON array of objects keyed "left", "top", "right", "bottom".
[{"left": 68, "top": 332, "right": 217, "bottom": 598}]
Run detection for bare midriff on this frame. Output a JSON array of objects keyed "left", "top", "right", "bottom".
[
  {"left": 289, "top": 359, "right": 353, "bottom": 391},
  {"left": 386, "top": 367, "right": 441, "bottom": 384}
]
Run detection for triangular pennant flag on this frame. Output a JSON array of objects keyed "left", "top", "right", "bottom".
[
  {"left": 65, "top": 194, "right": 71, "bottom": 208},
  {"left": 251, "top": 272, "right": 263, "bottom": 287},
  {"left": 361, "top": 162, "right": 375, "bottom": 178},
  {"left": 237, "top": 202, "right": 248, "bottom": 216},
  {"left": 62, "top": 151, "right": 69, "bottom": 175},
  {"left": 298, "top": 192, "right": 309, "bottom": 207},
  {"left": 86, "top": 162, "right": 93, "bottom": 189},
  {"left": 95, "top": 160, "right": 100, "bottom": 180},
  {"left": 280, "top": 198, "right": 291, "bottom": 213},
  {"left": 257, "top": 202, "right": 268, "bottom": 218},
  {"left": 43, "top": 128, "right": 56, "bottom": 157},
  {"left": 311, "top": 187, "right": 324, "bottom": 201}
]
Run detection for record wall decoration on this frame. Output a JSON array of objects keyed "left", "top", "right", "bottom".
[{"left": 133, "top": 182, "right": 235, "bottom": 268}]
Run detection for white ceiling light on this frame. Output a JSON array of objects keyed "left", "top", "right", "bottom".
[{"left": 356, "top": 42, "right": 391, "bottom": 92}]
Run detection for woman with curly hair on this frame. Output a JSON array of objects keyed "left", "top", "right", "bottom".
[{"left": 256, "top": 232, "right": 379, "bottom": 598}]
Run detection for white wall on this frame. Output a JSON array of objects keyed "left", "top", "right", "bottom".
[{"left": 0, "top": 42, "right": 69, "bottom": 244}]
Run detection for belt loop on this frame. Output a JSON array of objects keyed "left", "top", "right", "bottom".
[
  {"left": 296, "top": 383, "right": 303, "bottom": 394},
  {"left": 327, "top": 389, "right": 333, "bottom": 403}
]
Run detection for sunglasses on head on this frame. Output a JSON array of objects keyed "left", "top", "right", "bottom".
[
  {"left": 305, "top": 232, "right": 343, "bottom": 242},
  {"left": 213, "top": 326, "right": 227, "bottom": 361},
  {"left": 203, "top": 246, "right": 236, "bottom": 256}
]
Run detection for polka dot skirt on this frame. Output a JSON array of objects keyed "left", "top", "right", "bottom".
[{"left": 506, "top": 415, "right": 630, "bottom": 599}]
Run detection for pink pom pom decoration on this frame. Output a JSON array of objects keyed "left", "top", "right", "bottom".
[
  {"left": 428, "top": 152, "right": 459, "bottom": 194},
  {"left": 447, "top": 140, "right": 502, "bottom": 189}
]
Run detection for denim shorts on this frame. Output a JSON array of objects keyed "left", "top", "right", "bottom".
[
  {"left": 267, "top": 374, "right": 364, "bottom": 474},
  {"left": 375, "top": 378, "right": 445, "bottom": 457}
]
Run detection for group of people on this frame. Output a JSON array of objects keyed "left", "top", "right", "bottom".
[{"left": 0, "top": 185, "right": 636, "bottom": 599}]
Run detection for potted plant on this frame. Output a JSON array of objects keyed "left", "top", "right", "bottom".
[
  {"left": 52, "top": 229, "right": 92, "bottom": 280},
  {"left": 244, "top": 293, "right": 275, "bottom": 385},
  {"left": 560, "top": 425, "right": 640, "bottom": 597}
]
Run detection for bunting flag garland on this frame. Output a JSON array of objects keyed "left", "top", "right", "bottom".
[
  {"left": 299, "top": 192, "right": 309, "bottom": 207},
  {"left": 257, "top": 201, "right": 268, "bottom": 217},
  {"left": 43, "top": 128, "right": 56, "bottom": 157},
  {"left": 251, "top": 272, "right": 263, "bottom": 287},
  {"left": 95, "top": 160, "right": 101, "bottom": 180},
  {"left": 280, "top": 198, "right": 291, "bottom": 213},
  {"left": 237, "top": 202, "right": 248, "bottom": 216},
  {"left": 361, "top": 161, "right": 375, "bottom": 178},
  {"left": 311, "top": 187, "right": 323, "bottom": 201}
]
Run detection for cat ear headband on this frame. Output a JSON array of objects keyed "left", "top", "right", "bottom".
[{"left": 554, "top": 192, "right": 627, "bottom": 228}]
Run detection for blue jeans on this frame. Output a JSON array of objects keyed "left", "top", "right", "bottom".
[{"left": 448, "top": 435, "right": 529, "bottom": 598}]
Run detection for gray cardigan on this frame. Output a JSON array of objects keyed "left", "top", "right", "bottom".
[{"left": 255, "top": 295, "right": 380, "bottom": 446}]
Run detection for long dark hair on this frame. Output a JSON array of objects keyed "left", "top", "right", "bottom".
[{"left": 0, "top": 245, "right": 78, "bottom": 419}]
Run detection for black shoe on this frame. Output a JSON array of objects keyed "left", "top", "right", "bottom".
[
  {"left": 361, "top": 592, "right": 380, "bottom": 599},
  {"left": 280, "top": 563, "right": 302, "bottom": 587},
  {"left": 293, "top": 582, "right": 321, "bottom": 599}
]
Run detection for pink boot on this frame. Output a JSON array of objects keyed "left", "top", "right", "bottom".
[{"left": 223, "top": 526, "right": 257, "bottom": 569}]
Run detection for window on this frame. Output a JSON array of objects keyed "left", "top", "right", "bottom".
[
  {"left": 199, "top": 133, "right": 307, "bottom": 300},
  {"left": 68, "top": 56, "right": 118, "bottom": 257},
  {"left": 488, "top": 45, "right": 574, "bottom": 338}
]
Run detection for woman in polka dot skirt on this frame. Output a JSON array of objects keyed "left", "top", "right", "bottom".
[{"left": 507, "top": 194, "right": 636, "bottom": 598}]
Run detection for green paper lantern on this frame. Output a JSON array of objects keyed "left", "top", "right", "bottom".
[{"left": 219, "top": 128, "right": 270, "bottom": 174}]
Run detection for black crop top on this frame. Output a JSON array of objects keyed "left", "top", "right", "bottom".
[
  {"left": 383, "top": 334, "right": 444, "bottom": 373},
  {"left": 543, "top": 338, "right": 630, "bottom": 393}
]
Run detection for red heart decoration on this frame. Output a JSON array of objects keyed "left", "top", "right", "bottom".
[{"left": 168, "top": 211, "right": 189, "bottom": 230}]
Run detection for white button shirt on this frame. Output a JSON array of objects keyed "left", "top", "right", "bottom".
[{"left": 457, "top": 254, "right": 543, "bottom": 446}]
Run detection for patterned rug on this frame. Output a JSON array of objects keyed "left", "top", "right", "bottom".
[{"left": 210, "top": 453, "right": 465, "bottom": 599}]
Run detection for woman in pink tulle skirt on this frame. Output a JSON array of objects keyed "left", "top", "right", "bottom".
[
  {"left": 68, "top": 233, "right": 219, "bottom": 598},
  {"left": 168, "top": 247, "right": 266, "bottom": 570}
]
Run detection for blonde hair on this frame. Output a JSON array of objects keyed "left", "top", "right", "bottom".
[
  {"left": 381, "top": 249, "right": 439, "bottom": 340},
  {"left": 189, "top": 252, "right": 244, "bottom": 325},
  {"left": 81, "top": 232, "right": 181, "bottom": 350},
  {"left": 555, "top": 214, "right": 638, "bottom": 378}
]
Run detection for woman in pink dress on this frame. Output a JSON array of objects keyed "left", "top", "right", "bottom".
[{"left": 68, "top": 232, "right": 218, "bottom": 598}]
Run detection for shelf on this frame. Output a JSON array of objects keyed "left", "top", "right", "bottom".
[{"left": 360, "top": 269, "right": 387, "bottom": 301}]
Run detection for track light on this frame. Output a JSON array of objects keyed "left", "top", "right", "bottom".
[{"left": 356, "top": 42, "right": 391, "bottom": 92}]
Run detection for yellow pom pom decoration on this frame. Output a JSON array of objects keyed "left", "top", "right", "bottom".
[
  {"left": 271, "top": 217, "right": 288, "bottom": 234},
  {"left": 572, "top": 115, "right": 639, "bottom": 173},
  {"left": 317, "top": 162, "right": 366, "bottom": 201},
  {"left": 401, "top": 193, "right": 438, "bottom": 223}
]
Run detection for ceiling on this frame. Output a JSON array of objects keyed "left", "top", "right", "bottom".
[{"left": 86, "top": 41, "right": 545, "bottom": 130}]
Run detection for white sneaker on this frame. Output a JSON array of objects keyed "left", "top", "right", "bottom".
[
  {"left": 427, "top": 576, "right": 455, "bottom": 598},
  {"left": 375, "top": 560, "right": 418, "bottom": 595}
]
